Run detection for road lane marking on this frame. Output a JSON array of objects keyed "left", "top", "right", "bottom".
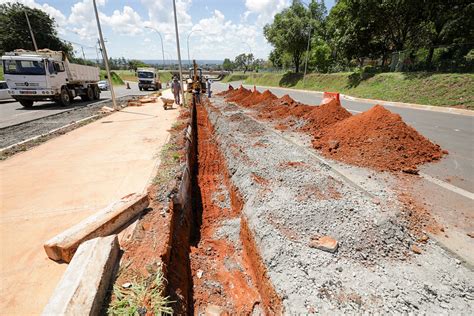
[
  {"left": 419, "top": 172, "right": 474, "bottom": 200},
  {"left": 348, "top": 109, "right": 362, "bottom": 113}
]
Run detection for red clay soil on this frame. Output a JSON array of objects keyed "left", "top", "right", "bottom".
[
  {"left": 239, "top": 89, "right": 261, "bottom": 107},
  {"left": 301, "top": 99, "right": 352, "bottom": 132},
  {"left": 226, "top": 87, "right": 252, "bottom": 103},
  {"left": 312, "top": 105, "right": 446, "bottom": 172},
  {"left": 216, "top": 84, "right": 234, "bottom": 96},
  {"left": 192, "top": 103, "right": 261, "bottom": 314}
]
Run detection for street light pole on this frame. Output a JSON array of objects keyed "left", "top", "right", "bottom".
[
  {"left": 92, "top": 0, "right": 117, "bottom": 110},
  {"left": 24, "top": 11, "right": 38, "bottom": 51},
  {"left": 172, "top": 0, "right": 186, "bottom": 107},
  {"left": 145, "top": 26, "right": 165, "bottom": 70},
  {"left": 187, "top": 29, "right": 202, "bottom": 68},
  {"left": 302, "top": 1, "right": 312, "bottom": 88}
]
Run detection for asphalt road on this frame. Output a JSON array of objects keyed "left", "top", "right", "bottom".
[
  {"left": 213, "top": 82, "right": 474, "bottom": 193},
  {"left": 0, "top": 82, "right": 148, "bottom": 129}
]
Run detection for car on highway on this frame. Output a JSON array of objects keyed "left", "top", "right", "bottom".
[
  {"left": 98, "top": 80, "right": 109, "bottom": 91},
  {"left": 0, "top": 81, "right": 13, "bottom": 100}
]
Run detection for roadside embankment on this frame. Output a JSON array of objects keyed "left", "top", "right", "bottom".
[{"left": 224, "top": 72, "right": 474, "bottom": 109}]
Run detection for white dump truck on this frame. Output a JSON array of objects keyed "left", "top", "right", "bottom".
[
  {"left": 137, "top": 67, "right": 161, "bottom": 91},
  {"left": 1, "top": 49, "right": 101, "bottom": 107}
]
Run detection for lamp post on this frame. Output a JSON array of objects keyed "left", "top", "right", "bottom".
[
  {"left": 172, "top": 0, "right": 186, "bottom": 106},
  {"left": 302, "top": 1, "right": 313, "bottom": 88},
  {"left": 187, "top": 29, "right": 203, "bottom": 68},
  {"left": 145, "top": 26, "right": 166, "bottom": 70},
  {"left": 93, "top": 0, "right": 117, "bottom": 110}
]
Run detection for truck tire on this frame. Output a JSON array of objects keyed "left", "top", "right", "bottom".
[
  {"left": 19, "top": 100, "right": 33, "bottom": 108},
  {"left": 58, "top": 87, "right": 71, "bottom": 107},
  {"left": 81, "top": 86, "right": 94, "bottom": 101},
  {"left": 92, "top": 85, "right": 100, "bottom": 100}
]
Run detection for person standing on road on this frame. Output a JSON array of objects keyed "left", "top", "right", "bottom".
[
  {"left": 206, "top": 78, "right": 212, "bottom": 98},
  {"left": 171, "top": 77, "right": 181, "bottom": 105}
]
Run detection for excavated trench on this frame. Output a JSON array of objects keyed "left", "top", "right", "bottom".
[{"left": 165, "top": 102, "right": 280, "bottom": 314}]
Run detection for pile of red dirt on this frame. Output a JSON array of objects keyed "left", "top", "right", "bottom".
[
  {"left": 242, "top": 90, "right": 278, "bottom": 108},
  {"left": 216, "top": 84, "right": 234, "bottom": 96},
  {"left": 257, "top": 94, "right": 298, "bottom": 120},
  {"left": 239, "top": 89, "right": 262, "bottom": 107},
  {"left": 312, "top": 105, "right": 447, "bottom": 172},
  {"left": 301, "top": 99, "right": 352, "bottom": 132},
  {"left": 226, "top": 87, "right": 252, "bottom": 103}
]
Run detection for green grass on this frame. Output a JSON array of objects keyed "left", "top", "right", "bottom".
[
  {"left": 100, "top": 70, "right": 125, "bottom": 85},
  {"left": 108, "top": 262, "right": 173, "bottom": 316},
  {"left": 224, "top": 71, "right": 474, "bottom": 109},
  {"left": 0, "top": 67, "right": 3, "bottom": 80}
]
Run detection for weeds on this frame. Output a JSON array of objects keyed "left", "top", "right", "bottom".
[{"left": 108, "top": 262, "right": 173, "bottom": 316}]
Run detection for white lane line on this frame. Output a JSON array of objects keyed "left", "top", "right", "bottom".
[
  {"left": 419, "top": 172, "right": 474, "bottom": 200},
  {"left": 348, "top": 109, "right": 362, "bottom": 113}
]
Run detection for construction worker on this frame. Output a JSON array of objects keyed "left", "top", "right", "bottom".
[
  {"left": 206, "top": 78, "right": 212, "bottom": 98},
  {"left": 171, "top": 76, "right": 181, "bottom": 105}
]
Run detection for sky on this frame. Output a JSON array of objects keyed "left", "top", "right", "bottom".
[{"left": 0, "top": 0, "right": 335, "bottom": 61}]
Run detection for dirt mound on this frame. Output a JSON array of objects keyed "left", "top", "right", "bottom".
[
  {"left": 239, "top": 89, "right": 262, "bottom": 107},
  {"left": 216, "top": 84, "right": 234, "bottom": 96},
  {"left": 226, "top": 87, "right": 251, "bottom": 103},
  {"left": 312, "top": 105, "right": 446, "bottom": 172},
  {"left": 301, "top": 99, "right": 352, "bottom": 132},
  {"left": 245, "top": 90, "right": 278, "bottom": 108}
]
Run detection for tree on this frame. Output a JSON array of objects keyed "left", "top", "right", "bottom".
[
  {"left": 0, "top": 2, "right": 73, "bottom": 56},
  {"left": 222, "top": 58, "right": 234, "bottom": 71},
  {"left": 264, "top": 0, "right": 324, "bottom": 72},
  {"left": 234, "top": 53, "right": 254, "bottom": 73}
]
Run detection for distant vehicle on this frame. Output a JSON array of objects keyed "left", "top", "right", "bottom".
[
  {"left": 0, "top": 81, "right": 12, "bottom": 101},
  {"left": 98, "top": 80, "right": 109, "bottom": 91},
  {"left": 137, "top": 68, "right": 161, "bottom": 91},
  {"left": 1, "top": 49, "right": 101, "bottom": 108}
]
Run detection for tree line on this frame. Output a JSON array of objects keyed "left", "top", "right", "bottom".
[{"left": 263, "top": 0, "right": 473, "bottom": 73}]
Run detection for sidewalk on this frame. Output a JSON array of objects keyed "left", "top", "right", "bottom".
[{"left": 0, "top": 97, "right": 178, "bottom": 314}]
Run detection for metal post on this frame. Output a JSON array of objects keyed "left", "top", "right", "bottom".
[
  {"left": 146, "top": 27, "right": 165, "bottom": 70},
  {"left": 302, "top": 1, "right": 312, "bottom": 88},
  {"left": 24, "top": 11, "right": 38, "bottom": 51},
  {"left": 93, "top": 0, "right": 117, "bottom": 110},
  {"left": 172, "top": 0, "right": 186, "bottom": 107},
  {"left": 81, "top": 46, "right": 86, "bottom": 61}
]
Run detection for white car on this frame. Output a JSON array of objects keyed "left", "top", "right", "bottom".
[
  {"left": 98, "top": 80, "right": 109, "bottom": 91},
  {"left": 0, "top": 81, "right": 12, "bottom": 100}
]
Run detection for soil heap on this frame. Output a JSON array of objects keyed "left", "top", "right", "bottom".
[
  {"left": 301, "top": 99, "right": 352, "bottom": 132},
  {"left": 312, "top": 105, "right": 446, "bottom": 172},
  {"left": 239, "top": 89, "right": 261, "bottom": 107},
  {"left": 226, "top": 87, "right": 251, "bottom": 103}
]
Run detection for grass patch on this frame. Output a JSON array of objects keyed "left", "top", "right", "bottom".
[
  {"left": 108, "top": 262, "right": 173, "bottom": 316},
  {"left": 100, "top": 70, "right": 125, "bottom": 85},
  {"left": 225, "top": 71, "right": 474, "bottom": 108},
  {"left": 114, "top": 70, "right": 173, "bottom": 85},
  {"left": 0, "top": 67, "right": 3, "bottom": 80}
]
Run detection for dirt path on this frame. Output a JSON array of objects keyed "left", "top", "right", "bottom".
[{"left": 0, "top": 101, "right": 178, "bottom": 315}]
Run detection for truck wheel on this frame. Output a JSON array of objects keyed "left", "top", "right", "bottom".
[
  {"left": 81, "top": 86, "right": 94, "bottom": 101},
  {"left": 93, "top": 85, "right": 100, "bottom": 100},
  {"left": 59, "top": 87, "right": 71, "bottom": 107},
  {"left": 19, "top": 100, "right": 33, "bottom": 108}
]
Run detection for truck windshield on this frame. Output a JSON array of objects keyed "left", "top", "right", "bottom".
[
  {"left": 138, "top": 72, "right": 154, "bottom": 79},
  {"left": 3, "top": 59, "right": 46, "bottom": 75}
]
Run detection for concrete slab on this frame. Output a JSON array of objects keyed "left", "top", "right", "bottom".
[
  {"left": 0, "top": 100, "right": 178, "bottom": 314},
  {"left": 44, "top": 193, "right": 149, "bottom": 262},
  {"left": 42, "top": 235, "right": 120, "bottom": 316}
]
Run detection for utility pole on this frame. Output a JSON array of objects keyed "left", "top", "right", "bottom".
[
  {"left": 92, "top": 0, "right": 117, "bottom": 110},
  {"left": 24, "top": 11, "right": 38, "bottom": 51},
  {"left": 172, "top": 0, "right": 186, "bottom": 107},
  {"left": 145, "top": 27, "right": 166, "bottom": 70}
]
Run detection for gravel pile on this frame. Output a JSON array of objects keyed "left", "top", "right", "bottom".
[{"left": 205, "top": 96, "right": 474, "bottom": 314}]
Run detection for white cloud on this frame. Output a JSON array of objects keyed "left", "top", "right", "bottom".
[
  {"left": 101, "top": 6, "right": 143, "bottom": 35},
  {"left": 244, "top": 0, "right": 290, "bottom": 26}
]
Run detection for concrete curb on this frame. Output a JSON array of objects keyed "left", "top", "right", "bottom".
[
  {"left": 42, "top": 235, "right": 120, "bottom": 316},
  {"left": 44, "top": 193, "right": 149, "bottom": 262},
  {"left": 223, "top": 82, "right": 473, "bottom": 116}
]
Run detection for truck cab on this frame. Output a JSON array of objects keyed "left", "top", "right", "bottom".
[
  {"left": 2, "top": 50, "right": 100, "bottom": 108},
  {"left": 137, "top": 68, "right": 161, "bottom": 91}
]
